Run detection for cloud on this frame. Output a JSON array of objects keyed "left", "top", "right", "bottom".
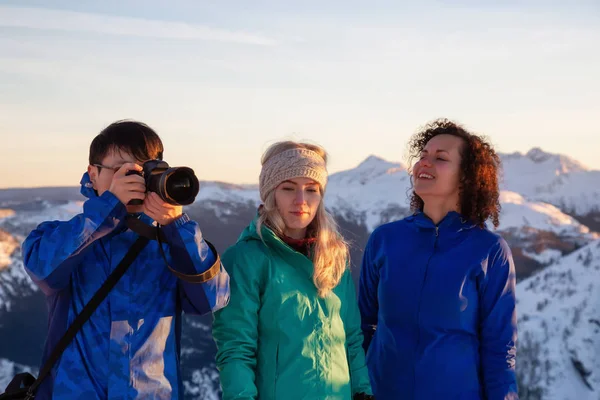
[{"left": 0, "top": 6, "right": 277, "bottom": 46}]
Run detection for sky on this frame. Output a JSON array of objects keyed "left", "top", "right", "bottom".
[{"left": 0, "top": 0, "right": 599, "bottom": 188}]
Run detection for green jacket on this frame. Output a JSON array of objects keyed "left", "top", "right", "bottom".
[{"left": 212, "top": 218, "right": 372, "bottom": 400}]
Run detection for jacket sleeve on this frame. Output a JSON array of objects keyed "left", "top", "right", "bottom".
[
  {"left": 358, "top": 230, "right": 380, "bottom": 353},
  {"left": 211, "top": 244, "right": 263, "bottom": 400},
  {"left": 342, "top": 270, "right": 373, "bottom": 396},
  {"left": 22, "top": 191, "right": 126, "bottom": 295},
  {"left": 161, "top": 214, "right": 230, "bottom": 315},
  {"left": 479, "top": 238, "right": 519, "bottom": 400}
]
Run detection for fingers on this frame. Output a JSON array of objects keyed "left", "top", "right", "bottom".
[
  {"left": 145, "top": 192, "right": 166, "bottom": 206},
  {"left": 115, "top": 162, "right": 143, "bottom": 178},
  {"left": 143, "top": 193, "right": 162, "bottom": 213},
  {"left": 125, "top": 182, "right": 146, "bottom": 193},
  {"left": 147, "top": 192, "right": 179, "bottom": 209},
  {"left": 129, "top": 191, "right": 147, "bottom": 202},
  {"left": 121, "top": 174, "right": 146, "bottom": 185},
  {"left": 108, "top": 163, "right": 147, "bottom": 205},
  {"left": 143, "top": 193, "right": 183, "bottom": 225},
  {"left": 144, "top": 193, "right": 173, "bottom": 213}
]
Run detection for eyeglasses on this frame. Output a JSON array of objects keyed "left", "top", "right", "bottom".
[{"left": 93, "top": 164, "right": 122, "bottom": 173}]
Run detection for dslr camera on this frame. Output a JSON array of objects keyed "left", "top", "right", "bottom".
[{"left": 126, "top": 160, "right": 200, "bottom": 206}]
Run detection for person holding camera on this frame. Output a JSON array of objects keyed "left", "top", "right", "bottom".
[
  {"left": 21, "top": 120, "right": 230, "bottom": 399},
  {"left": 212, "top": 141, "right": 373, "bottom": 400}
]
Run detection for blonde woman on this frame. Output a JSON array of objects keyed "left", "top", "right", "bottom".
[{"left": 212, "top": 141, "right": 373, "bottom": 400}]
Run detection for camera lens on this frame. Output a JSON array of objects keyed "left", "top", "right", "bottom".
[{"left": 159, "top": 167, "right": 199, "bottom": 205}]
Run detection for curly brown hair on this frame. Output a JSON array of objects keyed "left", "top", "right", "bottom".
[{"left": 407, "top": 118, "right": 502, "bottom": 228}]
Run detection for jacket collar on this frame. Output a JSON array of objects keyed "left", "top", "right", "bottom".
[
  {"left": 243, "top": 216, "right": 302, "bottom": 255},
  {"left": 240, "top": 215, "right": 315, "bottom": 278},
  {"left": 406, "top": 210, "right": 478, "bottom": 234}
]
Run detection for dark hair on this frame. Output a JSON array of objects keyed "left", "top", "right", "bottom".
[
  {"left": 89, "top": 120, "right": 164, "bottom": 165},
  {"left": 407, "top": 118, "right": 501, "bottom": 228}
]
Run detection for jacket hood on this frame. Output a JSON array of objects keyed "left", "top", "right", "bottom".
[
  {"left": 238, "top": 216, "right": 290, "bottom": 252},
  {"left": 80, "top": 172, "right": 97, "bottom": 199}
]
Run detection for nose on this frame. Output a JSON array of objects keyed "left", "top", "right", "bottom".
[
  {"left": 419, "top": 155, "right": 433, "bottom": 168},
  {"left": 293, "top": 190, "right": 306, "bottom": 204}
]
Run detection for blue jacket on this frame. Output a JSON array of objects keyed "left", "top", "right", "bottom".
[
  {"left": 359, "top": 211, "right": 518, "bottom": 400},
  {"left": 22, "top": 173, "right": 230, "bottom": 399}
]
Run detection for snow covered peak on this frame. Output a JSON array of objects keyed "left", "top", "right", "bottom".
[
  {"left": 517, "top": 240, "right": 600, "bottom": 398},
  {"left": 329, "top": 155, "right": 407, "bottom": 187},
  {"left": 356, "top": 155, "right": 403, "bottom": 170},
  {"left": 500, "top": 149, "right": 599, "bottom": 214},
  {"left": 524, "top": 147, "right": 588, "bottom": 173},
  {"left": 502, "top": 147, "right": 589, "bottom": 175},
  {"left": 525, "top": 147, "right": 550, "bottom": 162},
  {"left": 326, "top": 156, "right": 412, "bottom": 230}
]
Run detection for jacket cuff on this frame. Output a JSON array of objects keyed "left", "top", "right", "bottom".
[{"left": 170, "top": 213, "right": 191, "bottom": 228}]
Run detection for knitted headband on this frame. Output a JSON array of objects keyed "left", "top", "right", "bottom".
[{"left": 259, "top": 148, "right": 328, "bottom": 202}]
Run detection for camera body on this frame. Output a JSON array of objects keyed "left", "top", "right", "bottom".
[{"left": 126, "top": 160, "right": 200, "bottom": 206}]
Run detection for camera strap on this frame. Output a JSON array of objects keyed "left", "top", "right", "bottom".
[{"left": 125, "top": 217, "right": 221, "bottom": 284}]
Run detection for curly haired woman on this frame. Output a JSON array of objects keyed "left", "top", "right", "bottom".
[{"left": 359, "top": 119, "right": 518, "bottom": 400}]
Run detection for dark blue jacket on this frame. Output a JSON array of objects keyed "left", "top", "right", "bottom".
[
  {"left": 359, "top": 211, "right": 518, "bottom": 400},
  {"left": 22, "top": 173, "right": 230, "bottom": 399}
]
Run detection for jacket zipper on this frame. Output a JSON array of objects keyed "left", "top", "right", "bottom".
[{"left": 414, "top": 226, "right": 439, "bottom": 394}]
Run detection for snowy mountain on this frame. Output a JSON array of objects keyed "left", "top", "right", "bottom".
[
  {"left": 327, "top": 155, "right": 412, "bottom": 230},
  {"left": 0, "top": 359, "right": 36, "bottom": 393},
  {"left": 501, "top": 148, "right": 600, "bottom": 217},
  {"left": 192, "top": 181, "right": 260, "bottom": 219},
  {"left": 516, "top": 239, "right": 600, "bottom": 400},
  {"left": 0, "top": 229, "right": 43, "bottom": 388}
]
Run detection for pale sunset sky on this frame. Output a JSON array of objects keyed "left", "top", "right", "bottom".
[{"left": 0, "top": 0, "right": 598, "bottom": 188}]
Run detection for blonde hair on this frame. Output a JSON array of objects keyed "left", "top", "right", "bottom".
[{"left": 256, "top": 141, "right": 349, "bottom": 297}]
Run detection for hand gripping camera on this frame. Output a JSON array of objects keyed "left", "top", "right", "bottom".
[{"left": 126, "top": 160, "right": 200, "bottom": 206}]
